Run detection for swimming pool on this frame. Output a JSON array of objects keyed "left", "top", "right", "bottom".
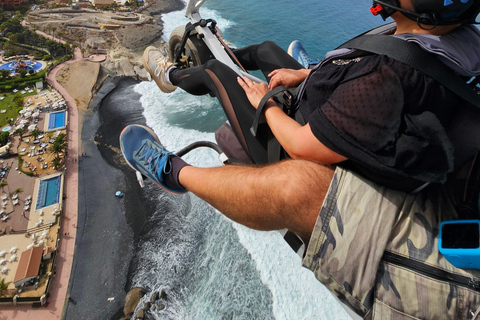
[
  {"left": 35, "top": 175, "right": 62, "bottom": 210},
  {"left": 47, "top": 111, "right": 66, "bottom": 130},
  {"left": 0, "top": 61, "right": 43, "bottom": 73},
  {"left": 2, "top": 126, "right": 10, "bottom": 132}
]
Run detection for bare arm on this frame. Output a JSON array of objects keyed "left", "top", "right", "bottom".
[{"left": 237, "top": 77, "right": 347, "bottom": 164}]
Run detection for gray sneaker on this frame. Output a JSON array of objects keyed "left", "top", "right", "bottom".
[{"left": 142, "top": 46, "right": 177, "bottom": 93}]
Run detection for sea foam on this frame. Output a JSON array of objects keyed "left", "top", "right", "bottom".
[{"left": 134, "top": 0, "right": 353, "bottom": 318}]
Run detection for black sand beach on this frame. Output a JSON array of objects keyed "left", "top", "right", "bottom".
[
  {"left": 62, "top": 0, "right": 187, "bottom": 318},
  {"left": 63, "top": 78, "right": 147, "bottom": 320}
]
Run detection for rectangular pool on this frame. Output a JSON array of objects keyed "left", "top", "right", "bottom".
[
  {"left": 35, "top": 175, "right": 62, "bottom": 210},
  {"left": 47, "top": 111, "right": 66, "bottom": 130}
]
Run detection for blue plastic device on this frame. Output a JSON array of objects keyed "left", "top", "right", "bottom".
[{"left": 439, "top": 220, "right": 480, "bottom": 269}]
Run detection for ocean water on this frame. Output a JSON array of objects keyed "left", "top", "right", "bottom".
[{"left": 128, "top": 1, "right": 384, "bottom": 319}]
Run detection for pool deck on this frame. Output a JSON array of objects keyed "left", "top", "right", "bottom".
[{"left": 0, "top": 51, "right": 81, "bottom": 319}]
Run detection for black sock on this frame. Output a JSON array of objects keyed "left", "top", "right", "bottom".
[{"left": 164, "top": 155, "right": 190, "bottom": 191}]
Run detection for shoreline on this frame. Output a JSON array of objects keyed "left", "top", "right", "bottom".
[
  {"left": 64, "top": 0, "right": 188, "bottom": 318},
  {"left": 0, "top": 0, "right": 186, "bottom": 318}
]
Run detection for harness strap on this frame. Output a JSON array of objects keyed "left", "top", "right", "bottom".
[
  {"left": 339, "top": 35, "right": 480, "bottom": 108},
  {"left": 250, "top": 85, "right": 288, "bottom": 137}
]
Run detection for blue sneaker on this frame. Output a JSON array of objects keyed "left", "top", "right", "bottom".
[
  {"left": 120, "top": 124, "right": 187, "bottom": 194},
  {"left": 287, "top": 40, "right": 320, "bottom": 69}
]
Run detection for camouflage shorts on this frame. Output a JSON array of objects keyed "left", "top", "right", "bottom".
[{"left": 302, "top": 167, "right": 480, "bottom": 320}]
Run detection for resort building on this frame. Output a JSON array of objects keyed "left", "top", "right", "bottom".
[
  {"left": 13, "top": 246, "right": 43, "bottom": 289},
  {"left": 0, "top": 88, "right": 68, "bottom": 306},
  {"left": 0, "top": 0, "right": 28, "bottom": 8},
  {"left": 92, "top": 0, "right": 114, "bottom": 7}
]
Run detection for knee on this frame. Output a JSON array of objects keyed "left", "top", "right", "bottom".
[
  {"left": 273, "top": 161, "right": 334, "bottom": 211},
  {"left": 259, "top": 41, "right": 281, "bottom": 51},
  {"left": 257, "top": 41, "right": 283, "bottom": 59},
  {"left": 204, "top": 59, "right": 222, "bottom": 68}
]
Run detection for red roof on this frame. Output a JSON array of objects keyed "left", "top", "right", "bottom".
[{"left": 13, "top": 247, "right": 43, "bottom": 284}]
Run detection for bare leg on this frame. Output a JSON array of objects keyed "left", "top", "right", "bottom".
[{"left": 179, "top": 159, "right": 335, "bottom": 241}]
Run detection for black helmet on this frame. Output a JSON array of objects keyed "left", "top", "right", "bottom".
[{"left": 371, "top": 0, "right": 480, "bottom": 26}]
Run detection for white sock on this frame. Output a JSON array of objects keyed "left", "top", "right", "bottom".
[{"left": 165, "top": 66, "right": 177, "bottom": 85}]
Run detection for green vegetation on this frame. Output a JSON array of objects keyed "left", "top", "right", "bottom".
[
  {"left": 0, "top": 91, "right": 37, "bottom": 127},
  {"left": 0, "top": 278, "right": 10, "bottom": 297},
  {"left": 15, "top": 156, "right": 33, "bottom": 176},
  {"left": 1, "top": 18, "right": 72, "bottom": 58},
  {"left": 49, "top": 133, "right": 66, "bottom": 170},
  {"left": 0, "top": 14, "right": 72, "bottom": 92},
  {"left": 0, "top": 131, "right": 8, "bottom": 146}
]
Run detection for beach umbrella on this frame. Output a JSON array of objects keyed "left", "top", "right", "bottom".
[
  {"left": 28, "top": 125, "right": 36, "bottom": 131},
  {"left": 0, "top": 259, "right": 5, "bottom": 265},
  {"left": 20, "top": 119, "right": 28, "bottom": 125},
  {"left": 0, "top": 250, "right": 5, "bottom": 257},
  {"left": 24, "top": 112, "right": 31, "bottom": 118},
  {"left": 9, "top": 247, "right": 17, "bottom": 253},
  {"left": 32, "top": 112, "right": 40, "bottom": 118},
  {"left": 19, "top": 110, "right": 25, "bottom": 114},
  {"left": 26, "top": 107, "right": 34, "bottom": 112}
]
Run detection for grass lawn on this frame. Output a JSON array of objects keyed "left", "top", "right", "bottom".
[{"left": 0, "top": 90, "right": 37, "bottom": 128}]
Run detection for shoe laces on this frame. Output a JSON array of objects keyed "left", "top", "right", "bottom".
[
  {"left": 135, "top": 140, "right": 172, "bottom": 179},
  {"left": 299, "top": 50, "right": 318, "bottom": 65},
  {"left": 153, "top": 56, "right": 171, "bottom": 76}
]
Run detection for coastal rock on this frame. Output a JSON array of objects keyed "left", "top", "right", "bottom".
[
  {"left": 116, "top": 59, "right": 137, "bottom": 78},
  {"left": 134, "top": 66, "right": 149, "bottom": 81},
  {"left": 149, "top": 292, "right": 158, "bottom": 303},
  {"left": 134, "top": 302, "right": 151, "bottom": 319},
  {"left": 123, "top": 287, "right": 146, "bottom": 317},
  {"left": 157, "top": 290, "right": 167, "bottom": 310}
]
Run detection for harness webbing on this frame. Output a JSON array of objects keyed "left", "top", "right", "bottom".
[{"left": 339, "top": 34, "right": 480, "bottom": 108}]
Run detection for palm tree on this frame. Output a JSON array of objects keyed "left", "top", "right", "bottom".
[
  {"left": 14, "top": 188, "right": 23, "bottom": 195},
  {"left": 14, "top": 128, "right": 25, "bottom": 138},
  {"left": 49, "top": 133, "right": 67, "bottom": 158},
  {"left": 51, "top": 156, "right": 62, "bottom": 170},
  {"left": 0, "top": 69, "right": 9, "bottom": 79},
  {"left": 51, "top": 26, "right": 56, "bottom": 41},
  {"left": 30, "top": 129, "right": 42, "bottom": 140},
  {"left": 0, "top": 279, "right": 10, "bottom": 297},
  {"left": 0, "top": 181, "right": 7, "bottom": 192}
]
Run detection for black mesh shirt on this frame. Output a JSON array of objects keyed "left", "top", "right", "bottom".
[{"left": 299, "top": 53, "right": 463, "bottom": 191}]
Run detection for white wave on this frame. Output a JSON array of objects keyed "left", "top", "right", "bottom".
[
  {"left": 135, "top": 80, "right": 349, "bottom": 319},
  {"left": 136, "top": 1, "right": 349, "bottom": 318},
  {"left": 230, "top": 222, "right": 351, "bottom": 320}
]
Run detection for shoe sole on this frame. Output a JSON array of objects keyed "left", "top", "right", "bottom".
[
  {"left": 120, "top": 125, "right": 186, "bottom": 195},
  {"left": 142, "top": 47, "right": 175, "bottom": 93}
]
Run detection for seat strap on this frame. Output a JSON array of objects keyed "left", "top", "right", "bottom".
[{"left": 250, "top": 85, "right": 288, "bottom": 137}]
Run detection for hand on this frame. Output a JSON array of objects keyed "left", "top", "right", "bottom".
[
  {"left": 268, "top": 68, "right": 310, "bottom": 89},
  {"left": 237, "top": 76, "right": 272, "bottom": 109}
]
